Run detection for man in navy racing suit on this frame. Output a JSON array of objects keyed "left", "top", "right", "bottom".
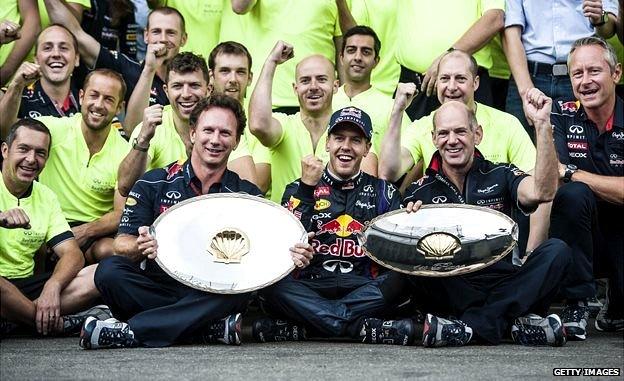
[{"left": 253, "top": 106, "right": 414, "bottom": 345}]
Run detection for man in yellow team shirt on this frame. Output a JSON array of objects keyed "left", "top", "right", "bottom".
[
  {"left": 1, "top": 119, "right": 104, "bottom": 337},
  {"left": 208, "top": 41, "right": 271, "bottom": 194},
  {"left": 332, "top": 25, "right": 410, "bottom": 174},
  {"left": 118, "top": 52, "right": 256, "bottom": 196},
  {"left": 249, "top": 41, "right": 376, "bottom": 203},
  {"left": 380, "top": 49, "right": 535, "bottom": 182},
  {"left": 1, "top": 69, "right": 129, "bottom": 264}
]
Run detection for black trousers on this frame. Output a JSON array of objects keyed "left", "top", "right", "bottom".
[
  {"left": 409, "top": 239, "right": 571, "bottom": 344},
  {"left": 398, "top": 65, "right": 494, "bottom": 121},
  {"left": 550, "top": 182, "right": 623, "bottom": 315},
  {"left": 260, "top": 271, "right": 405, "bottom": 338},
  {"left": 94, "top": 256, "right": 251, "bottom": 347}
]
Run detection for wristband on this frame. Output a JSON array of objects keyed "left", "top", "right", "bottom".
[{"left": 132, "top": 138, "right": 149, "bottom": 152}]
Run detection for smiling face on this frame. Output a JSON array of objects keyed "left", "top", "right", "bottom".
[
  {"left": 341, "top": 34, "right": 378, "bottom": 84},
  {"left": 79, "top": 73, "right": 123, "bottom": 131},
  {"left": 35, "top": 26, "right": 80, "bottom": 85},
  {"left": 326, "top": 124, "right": 370, "bottom": 180},
  {"left": 165, "top": 69, "right": 209, "bottom": 122},
  {"left": 569, "top": 44, "right": 621, "bottom": 111},
  {"left": 294, "top": 55, "right": 338, "bottom": 115},
  {"left": 432, "top": 102, "right": 482, "bottom": 172},
  {"left": 210, "top": 53, "right": 252, "bottom": 103},
  {"left": 1, "top": 127, "right": 50, "bottom": 187},
  {"left": 436, "top": 54, "right": 479, "bottom": 106},
  {"left": 145, "top": 11, "right": 187, "bottom": 63},
  {"left": 190, "top": 107, "right": 239, "bottom": 169}
]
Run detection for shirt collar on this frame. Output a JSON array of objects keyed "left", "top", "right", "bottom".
[
  {"left": 183, "top": 159, "right": 236, "bottom": 193},
  {"left": 425, "top": 148, "right": 484, "bottom": 176},
  {"left": 321, "top": 167, "right": 362, "bottom": 190}
]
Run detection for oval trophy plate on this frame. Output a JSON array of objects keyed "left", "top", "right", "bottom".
[
  {"left": 151, "top": 193, "right": 307, "bottom": 293},
  {"left": 358, "top": 204, "right": 518, "bottom": 277}
]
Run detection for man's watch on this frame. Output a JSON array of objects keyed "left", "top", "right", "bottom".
[
  {"left": 563, "top": 164, "right": 577, "bottom": 183},
  {"left": 591, "top": 10, "right": 608, "bottom": 27},
  {"left": 132, "top": 138, "right": 149, "bottom": 152}
]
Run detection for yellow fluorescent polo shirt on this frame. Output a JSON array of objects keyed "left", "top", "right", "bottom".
[
  {"left": 166, "top": 0, "right": 224, "bottom": 60},
  {"left": 402, "top": 102, "right": 536, "bottom": 172},
  {"left": 395, "top": 0, "right": 503, "bottom": 73},
  {"left": 0, "top": 0, "right": 20, "bottom": 67},
  {"left": 130, "top": 105, "right": 249, "bottom": 171},
  {"left": 0, "top": 179, "right": 72, "bottom": 279},
  {"left": 233, "top": 0, "right": 341, "bottom": 108},
  {"left": 268, "top": 112, "right": 330, "bottom": 203},
  {"left": 488, "top": 34, "right": 511, "bottom": 80},
  {"left": 349, "top": 0, "right": 401, "bottom": 96},
  {"left": 37, "top": 113, "right": 130, "bottom": 223},
  {"left": 332, "top": 85, "right": 409, "bottom": 156}
]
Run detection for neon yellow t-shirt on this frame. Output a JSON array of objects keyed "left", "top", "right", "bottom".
[
  {"left": 130, "top": 105, "right": 251, "bottom": 170},
  {"left": 268, "top": 112, "right": 330, "bottom": 202},
  {"left": 38, "top": 0, "right": 91, "bottom": 32},
  {"left": 36, "top": 114, "right": 130, "bottom": 222},
  {"left": 225, "top": 0, "right": 341, "bottom": 108},
  {"left": 165, "top": 0, "right": 224, "bottom": 60},
  {"left": 607, "top": 36, "right": 624, "bottom": 86},
  {"left": 395, "top": 0, "right": 503, "bottom": 73},
  {"left": 488, "top": 34, "right": 510, "bottom": 80},
  {"left": 0, "top": 179, "right": 71, "bottom": 279},
  {"left": 0, "top": 0, "right": 20, "bottom": 67},
  {"left": 403, "top": 102, "right": 536, "bottom": 172},
  {"left": 349, "top": 0, "right": 401, "bottom": 96},
  {"left": 332, "top": 85, "right": 409, "bottom": 156}
]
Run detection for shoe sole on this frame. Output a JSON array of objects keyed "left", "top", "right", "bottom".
[
  {"left": 79, "top": 317, "right": 98, "bottom": 350},
  {"left": 422, "top": 315, "right": 437, "bottom": 348},
  {"left": 228, "top": 313, "right": 242, "bottom": 346}
]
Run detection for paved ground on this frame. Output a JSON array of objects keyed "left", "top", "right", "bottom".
[{"left": 1, "top": 323, "right": 622, "bottom": 380}]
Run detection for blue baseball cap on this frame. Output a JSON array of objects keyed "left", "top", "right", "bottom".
[{"left": 328, "top": 106, "right": 373, "bottom": 140}]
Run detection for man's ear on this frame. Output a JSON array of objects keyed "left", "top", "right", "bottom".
[{"left": 474, "top": 124, "right": 484, "bottom": 145}]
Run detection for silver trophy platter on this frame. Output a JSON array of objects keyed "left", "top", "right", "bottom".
[
  {"left": 358, "top": 204, "right": 518, "bottom": 277},
  {"left": 151, "top": 193, "right": 307, "bottom": 293}
]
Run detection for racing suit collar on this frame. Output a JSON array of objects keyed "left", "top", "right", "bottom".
[
  {"left": 577, "top": 96, "right": 623, "bottom": 130},
  {"left": 182, "top": 159, "right": 236, "bottom": 195},
  {"left": 322, "top": 166, "right": 363, "bottom": 190},
  {"left": 425, "top": 148, "right": 484, "bottom": 177}
]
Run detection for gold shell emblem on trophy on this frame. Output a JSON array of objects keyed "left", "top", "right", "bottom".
[
  {"left": 416, "top": 232, "right": 461, "bottom": 260},
  {"left": 207, "top": 228, "right": 250, "bottom": 264}
]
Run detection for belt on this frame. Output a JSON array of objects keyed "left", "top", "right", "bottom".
[{"left": 527, "top": 61, "right": 568, "bottom": 76}]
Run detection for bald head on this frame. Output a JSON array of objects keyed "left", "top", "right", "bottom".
[
  {"left": 432, "top": 101, "right": 478, "bottom": 133},
  {"left": 295, "top": 54, "right": 336, "bottom": 81}
]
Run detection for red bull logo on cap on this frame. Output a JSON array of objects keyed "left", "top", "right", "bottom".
[{"left": 340, "top": 107, "right": 362, "bottom": 118}]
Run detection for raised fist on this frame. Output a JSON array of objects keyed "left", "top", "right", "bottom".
[
  {"left": 300, "top": 154, "right": 324, "bottom": 186},
  {"left": 268, "top": 40, "right": 294, "bottom": 65},
  {"left": 0, "top": 20, "right": 21, "bottom": 45}
]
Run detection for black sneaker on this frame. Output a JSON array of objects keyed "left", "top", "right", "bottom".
[
  {"left": 511, "top": 314, "right": 566, "bottom": 347},
  {"left": 359, "top": 318, "right": 414, "bottom": 346},
  {"left": 63, "top": 305, "right": 113, "bottom": 336},
  {"left": 595, "top": 289, "right": 624, "bottom": 332},
  {"left": 561, "top": 302, "right": 589, "bottom": 341},
  {"left": 79, "top": 317, "right": 138, "bottom": 349},
  {"left": 0, "top": 319, "right": 18, "bottom": 339},
  {"left": 422, "top": 314, "right": 472, "bottom": 348},
  {"left": 252, "top": 317, "right": 306, "bottom": 342},
  {"left": 586, "top": 296, "right": 603, "bottom": 319},
  {"left": 201, "top": 313, "right": 242, "bottom": 345}
]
